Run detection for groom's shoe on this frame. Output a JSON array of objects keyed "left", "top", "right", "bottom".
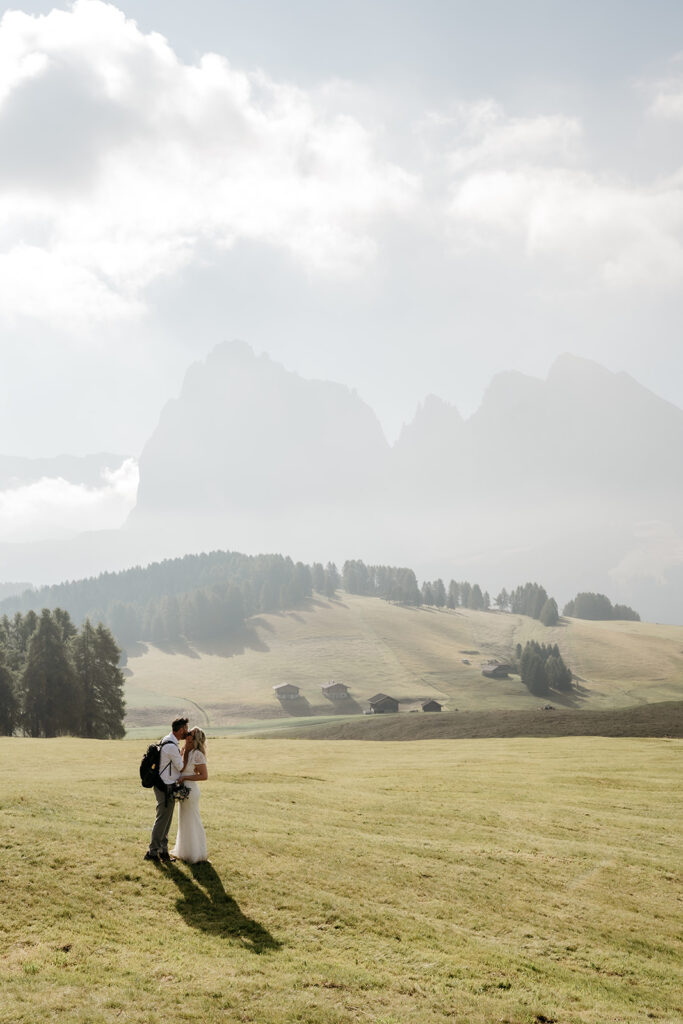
[
  {"left": 144, "top": 851, "right": 161, "bottom": 861},
  {"left": 159, "top": 852, "right": 173, "bottom": 862}
]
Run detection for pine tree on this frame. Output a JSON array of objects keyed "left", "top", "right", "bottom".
[
  {"left": 22, "top": 610, "right": 81, "bottom": 737},
  {"left": 518, "top": 639, "right": 572, "bottom": 697},
  {"left": 539, "top": 597, "right": 559, "bottom": 627},
  {"left": 324, "top": 563, "right": 340, "bottom": 598},
  {"left": 311, "top": 563, "right": 326, "bottom": 594},
  {"left": 292, "top": 562, "right": 312, "bottom": 602},
  {"left": 612, "top": 603, "right": 640, "bottom": 622},
  {"left": 545, "top": 654, "right": 573, "bottom": 693},
  {"left": 68, "top": 621, "right": 125, "bottom": 739},
  {"left": 510, "top": 582, "right": 549, "bottom": 619},
  {"left": 343, "top": 559, "right": 376, "bottom": 595},
  {"left": 401, "top": 569, "right": 421, "bottom": 606},
  {"left": 94, "top": 623, "right": 126, "bottom": 738},
  {"left": 53, "top": 608, "right": 77, "bottom": 644},
  {"left": 526, "top": 654, "right": 549, "bottom": 696},
  {"left": 0, "top": 650, "right": 18, "bottom": 735}
]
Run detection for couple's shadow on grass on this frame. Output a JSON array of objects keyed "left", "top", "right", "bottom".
[{"left": 163, "top": 861, "right": 281, "bottom": 954}]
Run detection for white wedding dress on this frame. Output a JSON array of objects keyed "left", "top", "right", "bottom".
[{"left": 171, "top": 750, "right": 208, "bottom": 863}]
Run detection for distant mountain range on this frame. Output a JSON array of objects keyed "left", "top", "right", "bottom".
[{"left": 1, "top": 341, "right": 682, "bottom": 623}]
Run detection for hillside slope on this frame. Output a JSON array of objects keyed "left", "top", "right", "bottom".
[
  {"left": 268, "top": 701, "right": 683, "bottom": 740},
  {"left": 123, "top": 594, "right": 683, "bottom": 728}
]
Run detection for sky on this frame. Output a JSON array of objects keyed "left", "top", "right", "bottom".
[{"left": 1, "top": 0, "right": 683, "bottom": 507}]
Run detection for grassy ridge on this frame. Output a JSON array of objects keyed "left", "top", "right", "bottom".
[
  {"left": 123, "top": 595, "right": 683, "bottom": 730},
  {"left": 265, "top": 701, "right": 683, "bottom": 741},
  {"left": 3, "top": 735, "right": 682, "bottom": 1024}
]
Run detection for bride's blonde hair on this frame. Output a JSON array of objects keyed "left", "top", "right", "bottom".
[{"left": 189, "top": 727, "right": 207, "bottom": 755}]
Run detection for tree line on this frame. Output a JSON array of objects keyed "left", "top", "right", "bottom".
[
  {"left": 342, "top": 561, "right": 493, "bottom": 611},
  {"left": 342, "top": 561, "right": 421, "bottom": 604},
  {"left": 0, "top": 549, "right": 640, "bottom": 667},
  {"left": 421, "top": 578, "right": 492, "bottom": 610},
  {"left": 0, "top": 609, "right": 125, "bottom": 737},
  {"left": 493, "top": 584, "right": 559, "bottom": 626},
  {"left": 563, "top": 592, "right": 640, "bottom": 621},
  {"left": 0, "top": 551, "right": 338, "bottom": 649}
]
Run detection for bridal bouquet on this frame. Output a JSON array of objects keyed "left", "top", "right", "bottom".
[{"left": 173, "top": 782, "right": 191, "bottom": 801}]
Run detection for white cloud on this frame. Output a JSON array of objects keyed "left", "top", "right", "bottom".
[
  {"left": 439, "top": 100, "right": 683, "bottom": 290},
  {"left": 0, "top": 457, "right": 139, "bottom": 542},
  {"left": 650, "top": 86, "right": 683, "bottom": 120},
  {"left": 648, "top": 64, "right": 683, "bottom": 120},
  {"left": 0, "top": 0, "right": 418, "bottom": 330},
  {"left": 609, "top": 521, "right": 683, "bottom": 585},
  {"left": 0, "top": 0, "right": 680, "bottom": 346},
  {"left": 427, "top": 100, "right": 582, "bottom": 173},
  {"left": 0, "top": 244, "right": 143, "bottom": 326}
]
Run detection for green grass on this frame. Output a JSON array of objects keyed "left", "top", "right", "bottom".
[
  {"left": 267, "top": 700, "right": 683, "bottom": 741},
  {"left": 3, "top": 735, "right": 681, "bottom": 1023},
  {"left": 125, "top": 714, "right": 353, "bottom": 741},
  {"left": 122, "top": 596, "right": 683, "bottom": 732}
]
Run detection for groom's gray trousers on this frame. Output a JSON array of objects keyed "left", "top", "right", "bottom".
[{"left": 149, "top": 786, "right": 175, "bottom": 855}]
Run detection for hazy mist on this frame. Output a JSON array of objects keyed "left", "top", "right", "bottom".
[{"left": 0, "top": 1, "right": 682, "bottom": 624}]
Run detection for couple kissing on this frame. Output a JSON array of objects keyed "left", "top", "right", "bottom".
[{"left": 145, "top": 716, "right": 209, "bottom": 864}]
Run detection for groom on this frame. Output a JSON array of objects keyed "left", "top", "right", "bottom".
[{"left": 145, "top": 716, "right": 190, "bottom": 862}]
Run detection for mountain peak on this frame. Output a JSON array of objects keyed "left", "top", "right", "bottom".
[
  {"left": 547, "top": 352, "right": 612, "bottom": 381},
  {"left": 133, "top": 337, "right": 389, "bottom": 518},
  {"left": 395, "top": 394, "right": 463, "bottom": 453}
]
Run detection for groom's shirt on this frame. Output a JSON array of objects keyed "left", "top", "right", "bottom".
[{"left": 158, "top": 732, "right": 184, "bottom": 786}]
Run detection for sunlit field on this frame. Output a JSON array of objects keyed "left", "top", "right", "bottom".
[
  {"left": 3, "top": 734, "right": 681, "bottom": 1024},
  {"left": 123, "top": 596, "right": 683, "bottom": 731}
]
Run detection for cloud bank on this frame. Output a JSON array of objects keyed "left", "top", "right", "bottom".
[
  {"left": 438, "top": 100, "right": 683, "bottom": 290},
  {"left": 0, "top": 0, "right": 417, "bottom": 329},
  {"left": 0, "top": 0, "right": 682, "bottom": 340},
  {"left": 0, "top": 458, "right": 139, "bottom": 542}
]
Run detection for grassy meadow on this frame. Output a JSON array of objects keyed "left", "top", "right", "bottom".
[
  {"left": 122, "top": 595, "right": 683, "bottom": 732},
  {"left": 3, "top": 734, "right": 681, "bottom": 1024}
]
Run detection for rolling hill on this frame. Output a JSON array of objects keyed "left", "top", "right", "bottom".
[
  {"left": 123, "top": 593, "right": 683, "bottom": 731},
  {"left": 267, "top": 700, "right": 683, "bottom": 740}
]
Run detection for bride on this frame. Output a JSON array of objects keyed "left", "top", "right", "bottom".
[{"left": 171, "top": 727, "right": 209, "bottom": 863}]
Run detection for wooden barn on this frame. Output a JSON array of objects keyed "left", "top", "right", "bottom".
[
  {"left": 367, "top": 693, "right": 399, "bottom": 714},
  {"left": 421, "top": 699, "right": 442, "bottom": 712},
  {"left": 273, "top": 683, "right": 300, "bottom": 700},
  {"left": 321, "top": 680, "right": 350, "bottom": 701},
  {"left": 481, "top": 662, "right": 513, "bottom": 679}
]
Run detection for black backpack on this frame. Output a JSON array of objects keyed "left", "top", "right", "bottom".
[{"left": 140, "top": 738, "right": 175, "bottom": 790}]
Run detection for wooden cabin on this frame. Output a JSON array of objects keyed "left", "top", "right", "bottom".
[
  {"left": 481, "top": 662, "right": 512, "bottom": 679},
  {"left": 367, "top": 693, "right": 399, "bottom": 714},
  {"left": 421, "top": 699, "right": 442, "bottom": 712},
  {"left": 321, "top": 681, "right": 350, "bottom": 701},
  {"left": 273, "top": 683, "right": 300, "bottom": 700}
]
